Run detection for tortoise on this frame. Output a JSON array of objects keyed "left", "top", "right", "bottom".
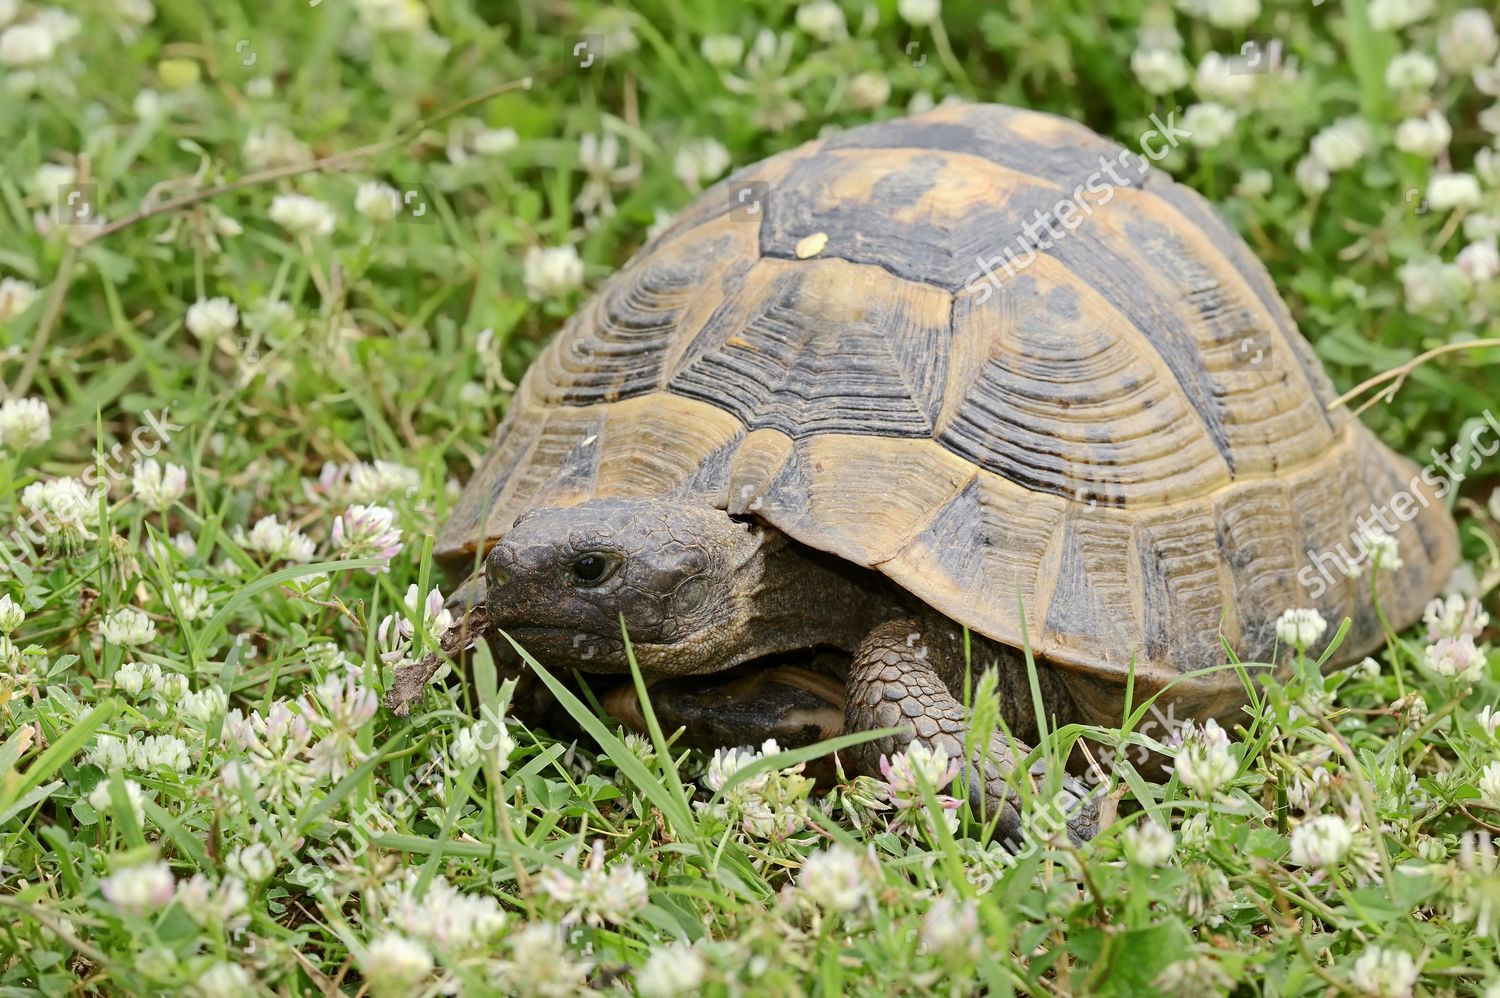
[{"left": 412, "top": 103, "right": 1460, "bottom": 843}]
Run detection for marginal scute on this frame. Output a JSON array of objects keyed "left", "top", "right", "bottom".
[{"left": 1211, "top": 478, "right": 1301, "bottom": 662}]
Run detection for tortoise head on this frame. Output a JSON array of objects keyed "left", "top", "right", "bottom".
[{"left": 482, "top": 497, "right": 774, "bottom": 675}]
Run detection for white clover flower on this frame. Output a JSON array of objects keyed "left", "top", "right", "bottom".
[
  {"left": 1428, "top": 173, "right": 1483, "bottom": 211},
  {"left": 114, "top": 660, "right": 160, "bottom": 697},
  {"left": 268, "top": 193, "right": 336, "bottom": 237},
  {"left": 1345, "top": 526, "right": 1403, "bottom": 577},
  {"left": 1349, "top": 945, "right": 1419, "bottom": 998},
  {"left": 178, "top": 874, "right": 249, "bottom": 929},
  {"left": 1234, "top": 168, "right": 1272, "bottom": 199},
  {"left": 1192, "top": 0, "right": 1260, "bottom": 29},
  {"left": 897, "top": 0, "right": 941, "bottom": 26},
  {"left": 193, "top": 962, "right": 254, "bottom": 998},
  {"left": 184, "top": 297, "right": 238, "bottom": 340},
  {"left": 1439, "top": 9, "right": 1498, "bottom": 74},
  {"left": 1310, "top": 117, "right": 1373, "bottom": 172},
  {"left": 1479, "top": 760, "right": 1500, "bottom": 806},
  {"left": 1395, "top": 110, "right": 1452, "bottom": 156},
  {"left": 0, "top": 594, "right": 23, "bottom": 634},
  {"left": 1124, "top": 820, "right": 1176, "bottom": 866},
  {"left": 1397, "top": 257, "right": 1463, "bottom": 314},
  {"left": 1131, "top": 47, "right": 1191, "bottom": 94},
  {"left": 362, "top": 932, "right": 433, "bottom": 994},
  {"left": 234, "top": 515, "right": 315, "bottom": 563},
  {"left": 1478, "top": 706, "right": 1500, "bottom": 738},
  {"left": 35, "top": 9, "right": 80, "bottom": 46},
  {"left": 1288, "top": 814, "right": 1353, "bottom": 867},
  {"left": 1354, "top": 656, "right": 1381, "bottom": 680},
  {"left": 1276, "top": 608, "right": 1328, "bottom": 652},
  {"left": 101, "top": 607, "right": 157, "bottom": 646},
  {"left": 0, "top": 0, "right": 16, "bottom": 27},
  {"left": 1182, "top": 102, "right": 1237, "bottom": 148},
  {"left": 673, "top": 137, "right": 731, "bottom": 192},
  {"left": 1458, "top": 238, "right": 1500, "bottom": 282},
  {"left": 797, "top": 844, "right": 867, "bottom": 912},
  {"left": 1295, "top": 156, "right": 1330, "bottom": 196},
  {"left": 523, "top": 244, "right": 584, "bottom": 301},
  {"left": 474, "top": 126, "right": 522, "bottom": 156},
  {"left": 538, "top": 840, "right": 649, "bottom": 926},
  {"left": 1425, "top": 593, "right": 1492, "bottom": 640},
  {"left": 700, "top": 33, "right": 744, "bottom": 67},
  {"left": 635, "top": 941, "right": 706, "bottom": 998},
  {"left": 130, "top": 733, "right": 192, "bottom": 772},
  {"left": 101, "top": 860, "right": 174, "bottom": 915},
  {"left": 795, "top": 0, "right": 846, "bottom": 41},
  {"left": 170, "top": 582, "right": 212, "bottom": 623},
  {"left": 1386, "top": 51, "right": 1439, "bottom": 91},
  {"left": 227, "top": 842, "right": 276, "bottom": 883},
  {"left": 0, "top": 397, "right": 50, "bottom": 451},
  {"left": 116, "top": 0, "right": 157, "bottom": 27},
  {"left": 1422, "top": 634, "right": 1486, "bottom": 681},
  {"left": 918, "top": 895, "right": 980, "bottom": 957},
  {"left": 28, "top": 163, "right": 76, "bottom": 201},
  {"left": 156, "top": 672, "right": 189, "bottom": 704},
  {"left": 881, "top": 739, "right": 961, "bottom": 797},
  {"left": 345, "top": 460, "right": 420, "bottom": 504},
  {"left": 1174, "top": 718, "right": 1236, "bottom": 794},
  {"left": 131, "top": 458, "right": 187, "bottom": 508},
  {"left": 354, "top": 181, "right": 401, "bottom": 223},
  {"left": 332, "top": 504, "right": 403, "bottom": 572},
  {"left": 387, "top": 872, "right": 508, "bottom": 953},
  {"left": 1195, "top": 52, "right": 1257, "bottom": 104},
  {"left": 1369, "top": 0, "right": 1434, "bottom": 31},
  {"left": 242, "top": 125, "right": 313, "bottom": 171},
  {"left": 21, "top": 477, "right": 101, "bottom": 549},
  {"left": 89, "top": 778, "right": 149, "bottom": 823},
  {"left": 181, "top": 685, "right": 227, "bottom": 722},
  {"left": 849, "top": 71, "right": 892, "bottom": 110},
  {"left": 498, "top": 922, "right": 592, "bottom": 996},
  {"left": 0, "top": 23, "right": 55, "bottom": 66},
  {"left": 0, "top": 277, "right": 40, "bottom": 320},
  {"left": 87, "top": 735, "right": 128, "bottom": 770},
  {"left": 354, "top": 0, "right": 428, "bottom": 33}
]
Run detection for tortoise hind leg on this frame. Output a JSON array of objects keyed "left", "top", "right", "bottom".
[{"left": 842, "top": 618, "right": 1100, "bottom": 845}]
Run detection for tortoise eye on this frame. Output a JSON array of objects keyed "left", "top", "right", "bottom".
[{"left": 565, "top": 550, "right": 620, "bottom": 587}]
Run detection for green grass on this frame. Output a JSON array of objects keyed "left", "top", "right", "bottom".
[{"left": 1, "top": 0, "right": 1500, "bottom": 994}]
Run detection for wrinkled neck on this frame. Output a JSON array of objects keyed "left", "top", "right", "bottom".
[{"left": 721, "top": 535, "right": 908, "bottom": 663}]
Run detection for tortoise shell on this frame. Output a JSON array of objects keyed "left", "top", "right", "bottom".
[{"left": 438, "top": 103, "right": 1458, "bottom": 722}]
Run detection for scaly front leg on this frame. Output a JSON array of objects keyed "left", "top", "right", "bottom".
[{"left": 841, "top": 618, "right": 1100, "bottom": 845}]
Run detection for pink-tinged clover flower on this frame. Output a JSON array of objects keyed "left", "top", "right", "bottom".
[{"left": 332, "top": 503, "right": 403, "bottom": 572}]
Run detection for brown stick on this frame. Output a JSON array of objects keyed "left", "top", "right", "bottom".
[{"left": 383, "top": 606, "right": 489, "bottom": 716}]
